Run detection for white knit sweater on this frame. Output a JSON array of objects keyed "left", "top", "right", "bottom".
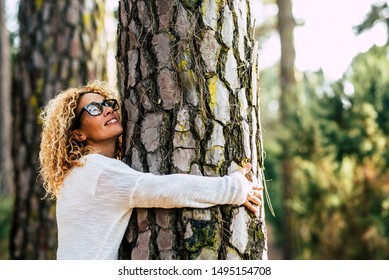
[{"left": 56, "top": 154, "right": 251, "bottom": 259}]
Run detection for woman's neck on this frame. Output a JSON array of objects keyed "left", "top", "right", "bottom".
[{"left": 87, "top": 140, "right": 116, "bottom": 158}]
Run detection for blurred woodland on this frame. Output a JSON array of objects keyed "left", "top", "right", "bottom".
[{"left": 1, "top": 0, "right": 389, "bottom": 260}]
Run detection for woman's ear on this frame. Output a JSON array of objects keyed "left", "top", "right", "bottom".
[{"left": 72, "top": 130, "right": 87, "bottom": 142}]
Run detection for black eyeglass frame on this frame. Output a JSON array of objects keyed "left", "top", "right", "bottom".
[{"left": 72, "top": 98, "right": 119, "bottom": 129}]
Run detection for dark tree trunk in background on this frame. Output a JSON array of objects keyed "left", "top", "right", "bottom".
[
  {"left": 276, "top": 0, "right": 297, "bottom": 260},
  {"left": 10, "top": 0, "right": 108, "bottom": 259},
  {"left": 0, "top": 0, "right": 13, "bottom": 196},
  {"left": 117, "top": 0, "right": 268, "bottom": 260}
]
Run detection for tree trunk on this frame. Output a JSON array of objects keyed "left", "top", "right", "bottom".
[
  {"left": 276, "top": 0, "right": 296, "bottom": 260},
  {"left": 0, "top": 0, "right": 13, "bottom": 196},
  {"left": 117, "top": 0, "right": 267, "bottom": 260},
  {"left": 10, "top": 0, "right": 108, "bottom": 259}
]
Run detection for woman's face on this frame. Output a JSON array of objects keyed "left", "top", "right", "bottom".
[{"left": 73, "top": 93, "right": 123, "bottom": 146}]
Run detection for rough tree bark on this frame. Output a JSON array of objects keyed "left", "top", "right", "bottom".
[
  {"left": 276, "top": 0, "right": 297, "bottom": 260},
  {"left": 10, "top": 0, "right": 108, "bottom": 259},
  {"left": 117, "top": 0, "right": 267, "bottom": 260},
  {"left": 0, "top": 0, "right": 13, "bottom": 195}
]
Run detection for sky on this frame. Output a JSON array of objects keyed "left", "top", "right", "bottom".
[
  {"left": 253, "top": 0, "right": 388, "bottom": 80},
  {"left": 6, "top": 0, "right": 388, "bottom": 81}
]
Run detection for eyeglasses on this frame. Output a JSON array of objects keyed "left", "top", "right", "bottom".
[{"left": 73, "top": 98, "right": 119, "bottom": 129}]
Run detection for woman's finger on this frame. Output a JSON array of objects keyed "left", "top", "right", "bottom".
[
  {"left": 251, "top": 190, "right": 262, "bottom": 200},
  {"left": 252, "top": 185, "right": 263, "bottom": 191},
  {"left": 238, "top": 163, "right": 252, "bottom": 176},
  {"left": 243, "top": 200, "right": 259, "bottom": 216},
  {"left": 248, "top": 194, "right": 261, "bottom": 206}
]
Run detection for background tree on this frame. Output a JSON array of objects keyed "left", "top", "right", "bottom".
[
  {"left": 10, "top": 0, "right": 109, "bottom": 259},
  {"left": 276, "top": 0, "right": 298, "bottom": 260},
  {"left": 0, "top": 0, "right": 13, "bottom": 196},
  {"left": 117, "top": 0, "right": 267, "bottom": 260},
  {"left": 0, "top": 0, "right": 13, "bottom": 259}
]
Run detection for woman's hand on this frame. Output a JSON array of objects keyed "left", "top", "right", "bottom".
[{"left": 239, "top": 163, "right": 263, "bottom": 217}]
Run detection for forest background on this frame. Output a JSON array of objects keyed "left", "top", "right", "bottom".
[{"left": 1, "top": 0, "right": 389, "bottom": 260}]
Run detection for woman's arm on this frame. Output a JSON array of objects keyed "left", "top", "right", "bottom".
[
  {"left": 98, "top": 159, "right": 262, "bottom": 215},
  {"left": 131, "top": 171, "right": 248, "bottom": 208},
  {"left": 131, "top": 163, "right": 262, "bottom": 216}
]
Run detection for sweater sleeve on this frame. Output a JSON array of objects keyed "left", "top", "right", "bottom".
[
  {"left": 96, "top": 160, "right": 251, "bottom": 209},
  {"left": 131, "top": 171, "right": 250, "bottom": 208}
]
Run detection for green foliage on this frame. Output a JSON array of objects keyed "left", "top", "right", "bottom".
[
  {"left": 262, "top": 45, "right": 389, "bottom": 259},
  {"left": 354, "top": 2, "right": 389, "bottom": 43},
  {"left": 295, "top": 46, "right": 389, "bottom": 259},
  {"left": 350, "top": 46, "right": 389, "bottom": 136},
  {"left": 0, "top": 195, "right": 13, "bottom": 259}
]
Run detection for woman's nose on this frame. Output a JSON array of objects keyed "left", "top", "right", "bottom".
[{"left": 103, "top": 105, "right": 114, "bottom": 116}]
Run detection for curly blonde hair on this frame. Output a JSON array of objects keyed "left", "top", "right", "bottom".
[{"left": 39, "top": 81, "right": 122, "bottom": 198}]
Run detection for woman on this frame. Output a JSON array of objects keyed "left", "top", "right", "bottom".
[{"left": 39, "top": 80, "right": 262, "bottom": 260}]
